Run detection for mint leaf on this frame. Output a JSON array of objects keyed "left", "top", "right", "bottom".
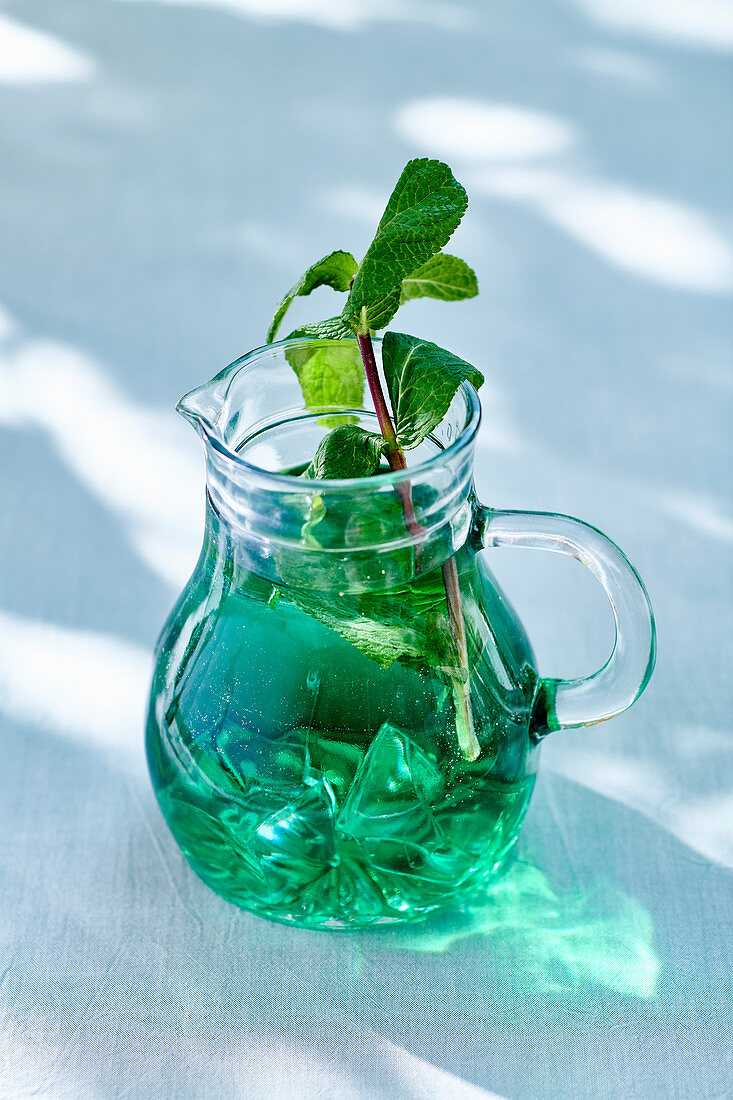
[
  {"left": 287, "top": 316, "right": 353, "bottom": 340},
  {"left": 285, "top": 340, "right": 364, "bottom": 426},
  {"left": 280, "top": 591, "right": 427, "bottom": 669},
  {"left": 382, "top": 331, "right": 484, "bottom": 451},
  {"left": 302, "top": 425, "right": 386, "bottom": 480},
  {"left": 281, "top": 573, "right": 456, "bottom": 671},
  {"left": 342, "top": 159, "right": 468, "bottom": 334},
  {"left": 267, "top": 251, "right": 358, "bottom": 343},
  {"left": 400, "top": 253, "right": 478, "bottom": 304}
]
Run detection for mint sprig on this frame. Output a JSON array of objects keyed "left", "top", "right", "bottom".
[{"left": 265, "top": 157, "right": 483, "bottom": 760}]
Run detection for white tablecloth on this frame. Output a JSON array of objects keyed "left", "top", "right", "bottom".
[{"left": 1, "top": 1, "right": 731, "bottom": 1096}]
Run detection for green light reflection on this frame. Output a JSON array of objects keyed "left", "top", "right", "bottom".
[{"left": 383, "top": 860, "right": 660, "bottom": 1001}]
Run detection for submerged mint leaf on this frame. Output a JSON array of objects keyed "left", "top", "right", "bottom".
[
  {"left": 275, "top": 483, "right": 464, "bottom": 674},
  {"left": 282, "top": 490, "right": 415, "bottom": 587},
  {"left": 267, "top": 251, "right": 358, "bottom": 343},
  {"left": 285, "top": 340, "right": 364, "bottom": 426},
  {"left": 400, "top": 253, "right": 478, "bottom": 305},
  {"left": 280, "top": 591, "right": 426, "bottom": 669},
  {"left": 275, "top": 489, "right": 421, "bottom": 667},
  {"left": 280, "top": 574, "right": 456, "bottom": 672},
  {"left": 382, "top": 331, "right": 484, "bottom": 451},
  {"left": 302, "top": 425, "right": 386, "bottom": 480},
  {"left": 342, "top": 159, "right": 468, "bottom": 334}
]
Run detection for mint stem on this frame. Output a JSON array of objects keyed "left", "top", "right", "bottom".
[
  {"left": 441, "top": 556, "right": 479, "bottom": 760},
  {"left": 357, "top": 332, "right": 422, "bottom": 539},
  {"left": 357, "top": 333, "right": 400, "bottom": 455},
  {"left": 356, "top": 332, "right": 480, "bottom": 761}
]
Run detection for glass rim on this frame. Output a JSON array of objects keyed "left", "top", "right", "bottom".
[{"left": 179, "top": 336, "right": 483, "bottom": 492}]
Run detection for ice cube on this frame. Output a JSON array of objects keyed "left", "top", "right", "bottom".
[
  {"left": 248, "top": 779, "right": 338, "bottom": 901},
  {"left": 215, "top": 725, "right": 309, "bottom": 791},
  {"left": 306, "top": 736, "right": 364, "bottom": 806},
  {"left": 337, "top": 723, "right": 444, "bottom": 843},
  {"left": 215, "top": 725, "right": 363, "bottom": 807}
]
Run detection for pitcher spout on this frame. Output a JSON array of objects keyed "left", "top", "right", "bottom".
[{"left": 176, "top": 371, "right": 232, "bottom": 436}]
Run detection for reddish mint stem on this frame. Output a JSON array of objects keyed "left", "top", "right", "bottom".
[
  {"left": 357, "top": 332, "right": 424, "bottom": 539},
  {"left": 356, "top": 331, "right": 479, "bottom": 760}
]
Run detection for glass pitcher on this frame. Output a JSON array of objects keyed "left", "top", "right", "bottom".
[{"left": 146, "top": 338, "right": 655, "bottom": 930}]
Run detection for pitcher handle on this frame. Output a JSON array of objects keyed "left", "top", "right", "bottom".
[{"left": 475, "top": 506, "right": 656, "bottom": 736}]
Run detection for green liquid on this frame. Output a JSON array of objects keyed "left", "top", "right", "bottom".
[{"left": 146, "top": 512, "right": 539, "bottom": 929}]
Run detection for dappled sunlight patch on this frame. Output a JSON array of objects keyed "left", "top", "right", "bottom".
[
  {"left": 674, "top": 726, "right": 733, "bottom": 759},
  {"left": 467, "top": 168, "right": 733, "bottom": 292},
  {"left": 0, "top": 1014, "right": 84, "bottom": 1100},
  {"left": 113, "top": 0, "right": 471, "bottom": 32},
  {"left": 0, "top": 14, "right": 95, "bottom": 84},
  {"left": 388, "top": 861, "right": 661, "bottom": 1000},
  {"left": 547, "top": 750, "right": 669, "bottom": 818},
  {"left": 654, "top": 489, "right": 733, "bottom": 542},
  {"left": 0, "top": 1019, "right": 377, "bottom": 1100},
  {"left": 572, "top": 0, "right": 733, "bottom": 52},
  {"left": 0, "top": 318, "right": 203, "bottom": 587},
  {"left": 546, "top": 746, "right": 733, "bottom": 868},
  {"left": 0, "top": 610, "right": 149, "bottom": 767},
  {"left": 374, "top": 1038, "right": 508, "bottom": 1100},
  {"left": 674, "top": 794, "right": 733, "bottom": 868},
  {"left": 395, "top": 98, "right": 577, "bottom": 163}
]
